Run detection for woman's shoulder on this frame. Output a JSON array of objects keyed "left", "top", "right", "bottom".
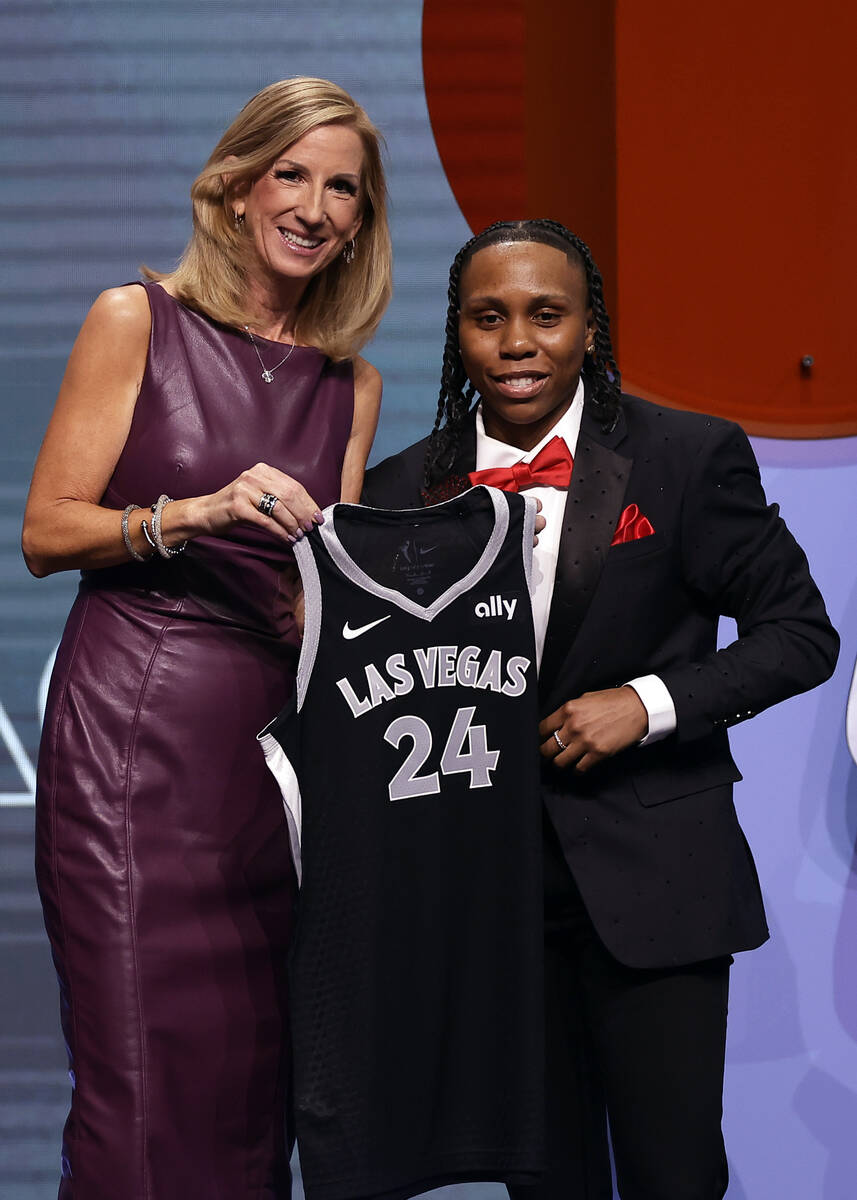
[
  {"left": 87, "top": 283, "right": 153, "bottom": 332},
  {"left": 69, "top": 285, "right": 152, "bottom": 371},
  {"left": 352, "top": 354, "right": 382, "bottom": 389},
  {"left": 620, "top": 391, "right": 740, "bottom": 444},
  {"left": 352, "top": 354, "right": 383, "bottom": 408}
]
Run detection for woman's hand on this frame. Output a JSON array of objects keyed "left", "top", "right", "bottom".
[
  {"left": 534, "top": 499, "right": 545, "bottom": 545},
  {"left": 166, "top": 464, "right": 323, "bottom": 546},
  {"left": 539, "top": 686, "right": 648, "bottom": 773}
]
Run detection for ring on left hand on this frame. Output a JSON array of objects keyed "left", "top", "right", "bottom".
[
  {"left": 258, "top": 492, "right": 279, "bottom": 518},
  {"left": 553, "top": 730, "right": 567, "bottom": 751}
]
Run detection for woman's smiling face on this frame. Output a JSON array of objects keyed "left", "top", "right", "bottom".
[
  {"left": 236, "top": 122, "right": 365, "bottom": 291},
  {"left": 458, "top": 240, "right": 595, "bottom": 450}
]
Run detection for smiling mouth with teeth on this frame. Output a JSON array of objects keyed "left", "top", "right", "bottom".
[
  {"left": 494, "top": 375, "right": 547, "bottom": 388},
  {"left": 278, "top": 228, "right": 324, "bottom": 250}
]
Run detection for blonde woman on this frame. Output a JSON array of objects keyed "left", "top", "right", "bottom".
[{"left": 22, "top": 77, "right": 391, "bottom": 1199}]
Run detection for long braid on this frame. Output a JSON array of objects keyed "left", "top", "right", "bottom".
[
  {"left": 424, "top": 236, "right": 479, "bottom": 487},
  {"left": 423, "top": 219, "right": 622, "bottom": 488}
]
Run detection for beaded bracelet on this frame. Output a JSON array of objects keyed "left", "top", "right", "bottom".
[
  {"left": 150, "top": 494, "right": 188, "bottom": 559},
  {"left": 121, "top": 504, "right": 149, "bottom": 562}
]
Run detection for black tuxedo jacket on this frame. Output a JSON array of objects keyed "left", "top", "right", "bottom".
[{"left": 362, "top": 394, "right": 839, "bottom": 968}]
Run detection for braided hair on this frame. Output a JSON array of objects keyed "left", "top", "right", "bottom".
[{"left": 423, "top": 219, "right": 622, "bottom": 488}]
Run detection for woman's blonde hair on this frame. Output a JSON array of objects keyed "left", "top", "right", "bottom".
[{"left": 144, "top": 77, "right": 392, "bottom": 361}]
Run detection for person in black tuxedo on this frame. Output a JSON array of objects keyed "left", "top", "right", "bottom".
[{"left": 362, "top": 220, "right": 839, "bottom": 1199}]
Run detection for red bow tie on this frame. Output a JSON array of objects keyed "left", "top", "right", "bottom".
[{"left": 468, "top": 435, "right": 573, "bottom": 493}]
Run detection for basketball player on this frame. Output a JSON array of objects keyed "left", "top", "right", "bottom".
[{"left": 361, "top": 220, "right": 839, "bottom": 1199}]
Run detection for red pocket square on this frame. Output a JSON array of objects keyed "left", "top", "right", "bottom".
[{"left": 610, "top": 504, "right": 655, "bottom": 546}]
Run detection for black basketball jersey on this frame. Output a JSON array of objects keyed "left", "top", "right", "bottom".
[{"left": 260, "top": 486, "right": 544, "bottom": 1200}]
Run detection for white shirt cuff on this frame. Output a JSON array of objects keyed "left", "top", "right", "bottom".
[{"left": 625, "top": 675, "right": 677, "bottom": 745}]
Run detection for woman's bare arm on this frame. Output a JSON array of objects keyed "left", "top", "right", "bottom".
[
  {"left": 22, "top": 285, "right": 324, "bottom": 577},
  {"left": 22, "top": 286, "right": 153, "bottom": 575},
  {"left": 339, "top": 356, "right": 383, "bottom": 504}
]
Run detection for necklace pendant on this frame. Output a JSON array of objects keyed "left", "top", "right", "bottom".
[{"left": 261, "top": 369, "right": 274, "bottom": 384}]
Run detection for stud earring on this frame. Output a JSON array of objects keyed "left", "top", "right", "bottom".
[{"left": 585, "top": 344, "right": 595, "bottom": 355}]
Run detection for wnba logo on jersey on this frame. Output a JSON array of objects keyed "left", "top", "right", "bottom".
[{"left": 474, "top": 593, "right": 518, "bottom": 621}]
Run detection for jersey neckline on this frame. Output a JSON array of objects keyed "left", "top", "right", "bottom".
[{"left": 318, "top": 486, "right": 510, "bottom": 623}]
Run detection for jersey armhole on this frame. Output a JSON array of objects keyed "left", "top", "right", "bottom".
[
  {"left": 257, "top": 696, "right": 303, "bottom": 885},
  {"left": 258, "top": 733, "right": 303, "bottom": 885},
  {"left": 294, "top": 535, "right": 323, "bottom": 712}
]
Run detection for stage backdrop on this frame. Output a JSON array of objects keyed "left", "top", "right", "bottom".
[{"left": 1, "top": 3, "right": 855, "bottom": 1198}]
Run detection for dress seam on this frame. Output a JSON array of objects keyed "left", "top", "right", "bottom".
[
  {"left": 122, "top": 598, "right": 185, "bottom": 1200},
  {"left": 44, "top": 591, "right": 90, "bottom": 1184}
]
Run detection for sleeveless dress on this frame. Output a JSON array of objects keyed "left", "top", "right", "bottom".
[{"left": 34, "top": 282, "right": 355, "bottom": 1200}]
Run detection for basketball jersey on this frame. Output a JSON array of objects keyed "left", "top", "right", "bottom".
[{"left": 260, "top": 486, "right": 545, "bottom": 1200}]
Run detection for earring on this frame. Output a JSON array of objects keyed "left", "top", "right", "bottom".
[
  {"left": 233, "top": 211, "right": 244, "bottom": 230},
  {"left": 343, "top": 238, "right": 356, "bottom": 264},
  {"left": 585, "top": 344, "right": 595, "bottom": 355}
]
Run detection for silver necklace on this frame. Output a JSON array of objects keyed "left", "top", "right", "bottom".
[{"left": 244, "top": 325, "right": 296, "bottom": 383}]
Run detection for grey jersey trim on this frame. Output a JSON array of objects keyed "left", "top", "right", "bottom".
[
  {"left": 294, "top": 535, "right": 322, "bottom": 713},
  {"left": 257, "top": 731, "right": 303, "bottom": 884},
  {"left": 521, "top": 494, "right": 537, "bottom": 597},
  {"left": 319, "top": 486, "right": 510, "bottom": 623}
]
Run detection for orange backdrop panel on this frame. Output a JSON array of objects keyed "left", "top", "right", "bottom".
[
  {"left": 422, "top": 1, "right": 527, "bottom": 234},
  {"left": 423, "top": 0, "right": 856, "bottom": 438},
  {"left": 615, "top": 0, "right": 857, "bottom": 436},
  {"left": 423, "top": 0, "right": 617, "bottom": 320}
]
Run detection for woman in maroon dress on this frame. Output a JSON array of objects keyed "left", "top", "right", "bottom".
[{"left": 21, "top": 77, "right": 391, "bottom": 1200}]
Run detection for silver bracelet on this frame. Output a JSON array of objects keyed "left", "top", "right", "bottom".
[
  {"left": 121, "top": 504, "right": 148, "bottom": 562},
  {"left": 150, "top": 494, "right": 188, "bottom": 559},
  {"left": 141, "top": 518, "right": 157, "bottom": 551}
]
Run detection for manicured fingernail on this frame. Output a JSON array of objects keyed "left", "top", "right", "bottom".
[
  {"left": 313, "top": 510, "right": 325, "bottom": 524},
  {"left": 286, "top": 533, "right": 297, "bottom": 544},
  {"left": 302, "top": 520, "right": 314, "bottom": 532},
  {"left": 295, "top": 528, "right": 304, "bottom": 539}
]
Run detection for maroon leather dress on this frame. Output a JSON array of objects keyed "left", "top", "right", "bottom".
[{"left": 35, "top": 283, "right": 354, "bottom": 1200}]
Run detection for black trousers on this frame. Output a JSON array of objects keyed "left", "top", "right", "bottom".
[{"left": 510, "top": 818, "right": 731, "bottom": 1200}]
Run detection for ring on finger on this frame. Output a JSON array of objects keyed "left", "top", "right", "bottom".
[
  {"left": 553, "top": 730, "right": 567, "bottom": 751},
  {"left": 258, "top": 492, "right": 279, "bottom": 518}
]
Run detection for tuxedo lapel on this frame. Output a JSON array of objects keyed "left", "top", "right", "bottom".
[
  {"left": 539, "top": 404, "right": 632, "bottom": 702},
  {"left": 425, "top": 402, "right": 632, "bottom": 702}
]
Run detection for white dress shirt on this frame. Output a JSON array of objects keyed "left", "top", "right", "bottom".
[{"left": 474, "top": 380, "right": 676, "bottom": 744}]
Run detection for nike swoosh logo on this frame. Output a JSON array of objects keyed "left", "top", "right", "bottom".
[{"left": 342, "top": 615, "right": 391, "bottom": 640}]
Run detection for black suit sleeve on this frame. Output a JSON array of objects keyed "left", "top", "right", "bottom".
[
  {"left": 659, "top": 421, "right": 839, "bottom": 743},
  {"left": 361, "top": 438, "right": 429, "bottom": 510}
]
